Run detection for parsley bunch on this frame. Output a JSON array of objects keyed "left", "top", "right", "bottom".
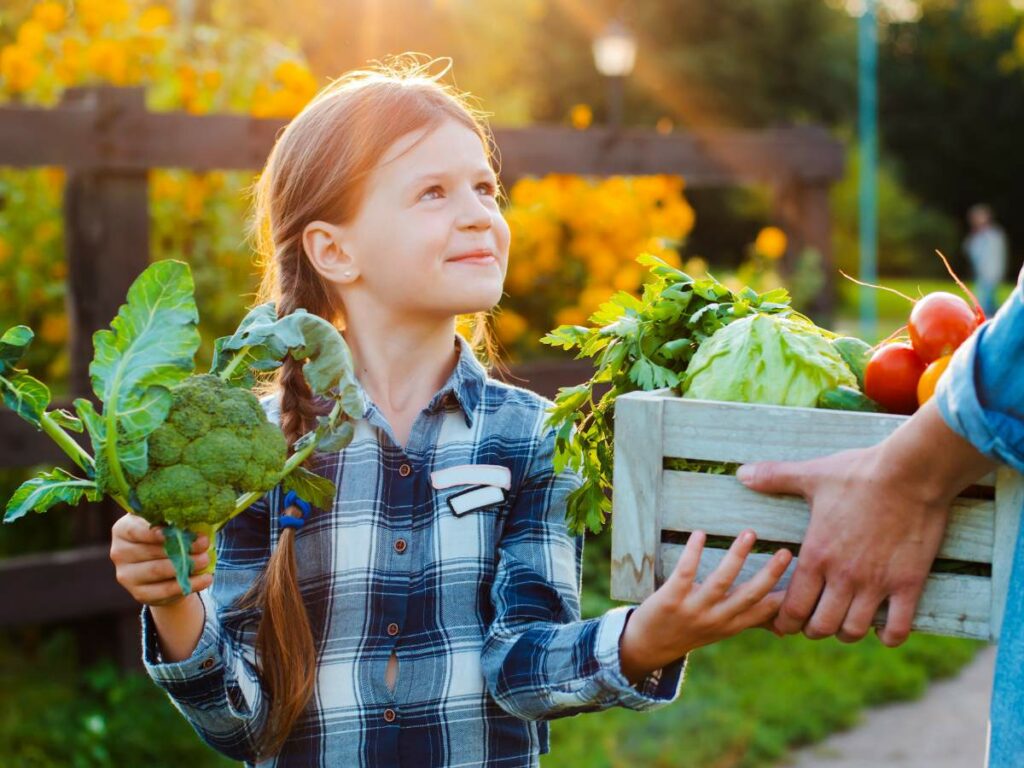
[{"left": 539, "top": 253, "right": 794, "bottom": 535}]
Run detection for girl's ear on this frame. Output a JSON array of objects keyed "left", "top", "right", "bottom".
[{"left": 302, "top": 220, "right": 359, "bottom": 283}]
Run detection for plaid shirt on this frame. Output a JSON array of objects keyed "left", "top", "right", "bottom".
[{"left": 140, "top": 332, "right": 686, "bottom": 767}]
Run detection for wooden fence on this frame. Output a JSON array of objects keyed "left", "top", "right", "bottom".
[{"left": 0, "top": 85, "right": 843, "bottom": 671}]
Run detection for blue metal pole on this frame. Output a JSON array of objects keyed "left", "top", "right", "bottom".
[{"left": 858, "top": 0, "right": 878, "bottom": 339}]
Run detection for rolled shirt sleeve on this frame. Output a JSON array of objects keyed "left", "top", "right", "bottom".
[
  {"left": 140, "top": 490, "right": 278, "bottom": 763},
  {"left": 934, "top": 266, "right": 1024, "bottom": 474},
  {"left": 481, "top": 424, "right": 686, "bottom": 722}
]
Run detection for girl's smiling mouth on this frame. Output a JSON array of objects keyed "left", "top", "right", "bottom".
[{"left": 447, "top": 249, "right": 496, "bottom": 265}]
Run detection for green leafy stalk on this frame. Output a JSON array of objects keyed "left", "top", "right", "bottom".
[{"left": 539, "top": 252, "right": 795, "bottom": 535}]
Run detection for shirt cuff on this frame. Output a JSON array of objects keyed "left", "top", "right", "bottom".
[
  {"left": 140, "top": 591, "right": 229, "bottom": 703},
  {"left": 933, "top": 325, "right": 1024, "bottom": 475},
  {"left": 593, "top": 605, "right": 686, "bottom": 710}
]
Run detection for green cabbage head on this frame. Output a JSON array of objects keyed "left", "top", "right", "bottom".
[{"left": 682, "top": 313, "right": 857, "bottom": 407}]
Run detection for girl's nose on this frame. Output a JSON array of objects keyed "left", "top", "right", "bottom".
[{"left": 456, "top": 188, "right": 492, "bottom": 230}]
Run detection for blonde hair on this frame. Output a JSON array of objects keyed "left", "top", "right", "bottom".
[{"left": 235, "top": 54, "right": 507, "bottom": 759}]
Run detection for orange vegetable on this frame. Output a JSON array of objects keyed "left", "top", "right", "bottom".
[{"left": 917, "top": 354, "right": 953, "bottom": 406}]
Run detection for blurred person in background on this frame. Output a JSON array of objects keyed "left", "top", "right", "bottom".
[{"left": 964, "top": 203, "right": 1007, "bottom": 317}]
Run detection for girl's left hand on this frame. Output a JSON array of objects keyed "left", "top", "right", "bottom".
[{"left": 618, "top": 529, "right": 792, "bottom": 684}]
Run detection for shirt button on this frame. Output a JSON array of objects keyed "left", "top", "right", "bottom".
[
  {"left": 383, "top": 708, "right": 397, "bottom": 723},
  {"left": 394, "top": 538, "right": 407, "bottom": 554},
  {"left": 387, "top": 622, "right": 400, "bottom": 636},
  {"left": 398, "top": 463, "right": 412, "bottom": 477},
  {"left": 200, "top": 658, "right": 215, "bottom": 670}
]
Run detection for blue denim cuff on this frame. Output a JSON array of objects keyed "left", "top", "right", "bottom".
[{"left": 934, "top": 323, "right": 1024, "bottom": 475}]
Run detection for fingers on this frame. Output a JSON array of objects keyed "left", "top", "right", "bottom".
[
  {"left": 721, "top": 547, "right": 793, "bottom": 615},
  {"left": 803, "top": 582, "right": 855, "bottom": 639},
  {"left": 670, "top": 530, "right": 706, "bottom": 588},
  {"left": 700, "top": 529, "right": 758, "bottom": 600},
  {"left": 773, "top": 563, "right": 825, "bottom": 635},
  {"left": 727, "top": 590, "right": 786, "bottom": 635},
  {"left": 134, "top": 573, "right": 214, "bottom": 605},
  {"left": 736, "top": 461, "right": 809, "bottom": 496},
  {"left": 877, "top": 591, "right": 919, "bottom": 648},
  {"left": 837, "top": 591, "right": 887, "bottom": 643},
  {"left": 118, "top": 551, "right": 211, "bottom": 585}
]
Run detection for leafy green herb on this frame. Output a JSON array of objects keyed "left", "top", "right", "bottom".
[{"left": 539, "top": 253, "right": 794, "bottom": 535}]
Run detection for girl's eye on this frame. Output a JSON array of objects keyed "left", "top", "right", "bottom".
[{"left": 419, "top": 183, "right": 497, "bottom": 201}]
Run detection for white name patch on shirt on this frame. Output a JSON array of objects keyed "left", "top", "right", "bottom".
[{"left": 446, "top": 485, "right": 507, "bottom": 516}]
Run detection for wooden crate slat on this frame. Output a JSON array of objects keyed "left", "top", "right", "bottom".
[
  {"left": 660, "top": 471, "right": 996, "bottom": 564},
  {"left": 610, "top": 395, "right": 664, "bottom": 603},
  {"left": 660, "top": 397, "right": 997, "bottom": 487},
  {"left": 990, "top": 466, "right": 1024, "bottom": 641},
  {"left": 656, "top": 543, "right": 993, "bottom": 641}
]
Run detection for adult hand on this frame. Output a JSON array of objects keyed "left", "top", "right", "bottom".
[{"left": 736, "top": 399, "right": 997, "bottom": 647}]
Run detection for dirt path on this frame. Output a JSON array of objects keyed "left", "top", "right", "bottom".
[{"left": 778, "top": 645, "right": 995, "bottom": 767}]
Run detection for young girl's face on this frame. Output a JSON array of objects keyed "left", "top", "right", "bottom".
[{"left": 331, "top": 117, "right": 511, "bottom": 321}]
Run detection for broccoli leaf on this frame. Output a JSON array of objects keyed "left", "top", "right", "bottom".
[
  {"left": 210, "top": 302, "right": 281, "bottom": 387},
  {"left": 88, "top": 260, "right": 201, "bottom": 500},
  {"left": 3, "top": 467, "right": 102, "bottom": 523},
  {"left": 0, "top": 325, "right": 34, "bottom": 375},
  {"left": 282, "top": 466, "right": 336, "bottom": 510},
  {"left": 161, "top": 524, "right": 197, "bottom": 596},
  {"left": 0, "top": 370, "right": 49, "bottom": 427},
  {"left": 215, "top": 304, "right": 363, "bottom": 416}
]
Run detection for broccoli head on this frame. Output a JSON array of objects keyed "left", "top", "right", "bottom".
[{"left": 134, "top": 374, "right": 287, "bottom": 528}]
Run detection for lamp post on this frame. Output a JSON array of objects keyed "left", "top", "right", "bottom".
[
  {"left": 592, "top": 19, "right": 636, "bottom": 130},
  {"left": 858, "top": 0, "right": 878, "bottom": 340}
]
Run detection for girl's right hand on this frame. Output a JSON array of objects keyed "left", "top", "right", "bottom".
[
  {"left": 618, "top": 528, "right": 793, "bottom": 683},
  {"left": 110, "top": 512, "right": 214, "bottom": 607}
]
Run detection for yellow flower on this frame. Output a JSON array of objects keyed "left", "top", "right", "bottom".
[
  {"left": 79, "top": 0, "right": 130, "bottom": 35},
  {"left": 613, "top": 263, "right": 643, "bottom": 291},
  {"left": 33, "top": 2, "right": 67, "bottom": 32},
  {"left": 39, "top": 314, "right": 68, "bottom": 345},
  {"left": 656, "top": 116, "right": 673, "bottom": 135},
  {"left": 86, "top": 39, "right": 129, "bottom": 85},
  {"left": 554, "top": 306, "right": 588, "bottom": 327},
  {"left": 139, "top": 5, "right": 174, "bottom": 31},
  {"left": 202, "top": 69, "right": 222, "bottom": 91},
  {"left": 495, "top": 308, "right": 528, "bottom": 345},
  {"left": 274, "top": 60, "right": 317, "bottom": 94},
  {"left": 1, "top": 45, "right": 41, "bottom": 93},
  {"left": 569, "top": 103, "right": 592, "bottom": 130},
  {"left": 17, "top": 20, "right": 49, "bottom": 54},
  {"left": 754, "top": 226, "right": 788, "bottom": 260},
  {"left": 455, "top": 315, "right": 475, "bottom": 339}
]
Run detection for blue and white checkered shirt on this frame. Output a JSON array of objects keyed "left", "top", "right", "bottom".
[{"left": 140, "top": 331, "right": 686, "bottom": 766}]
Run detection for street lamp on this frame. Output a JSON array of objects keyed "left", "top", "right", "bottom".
[{"left": 592, "top": 19, "right": 636, "bottom": 130}]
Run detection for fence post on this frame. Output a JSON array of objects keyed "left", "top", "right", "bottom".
[{"left": 61, "top": 85, "right": 150, "bottom": 673}]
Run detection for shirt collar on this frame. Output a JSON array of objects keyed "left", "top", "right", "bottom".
[
  {"left": 426, "top": 331, "right": 487, "bottom": 428},
  {"left": 352, "top": 331, "right": 486, "bottom": 429}
]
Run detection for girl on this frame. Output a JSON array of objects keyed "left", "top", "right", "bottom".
[{"left": 110, "top": 54, "right": 792, "bottom": 767}]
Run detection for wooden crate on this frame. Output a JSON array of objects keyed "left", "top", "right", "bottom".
[{"left": 610, "top": 388, "right": 1024, "bottom": 641}]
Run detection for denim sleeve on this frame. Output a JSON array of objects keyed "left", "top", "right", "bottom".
[
  {"left": 480, "top": 424, "right": 686, "bottom": 721},
  {"left": 934, "top": 266, "right": 1024, "bottom": 474}
]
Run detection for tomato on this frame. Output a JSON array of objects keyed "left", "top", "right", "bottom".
[
  {"left": 864, "top": 342, "right": 927, "bottom": 415},
  {"left": 908, "top": 292, "right": 979, "bottom": 363},
  {"left": 917, "top": 354, "right": 952, "bottom": 406}
]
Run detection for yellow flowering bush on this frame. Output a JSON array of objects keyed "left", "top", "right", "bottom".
[
  {"left": 496, "top": 173, "right": 695, "bottom": 359},
  {"left": 0, "top": 2, "right": 320, "bottom": 388}
]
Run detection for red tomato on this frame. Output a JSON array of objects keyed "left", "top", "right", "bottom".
[
  {"left": 864, "top": 342, "right": 927, "bottom": 415},
  {"left": 908, "top": 292, "right": 980, "bottom": 363}
]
